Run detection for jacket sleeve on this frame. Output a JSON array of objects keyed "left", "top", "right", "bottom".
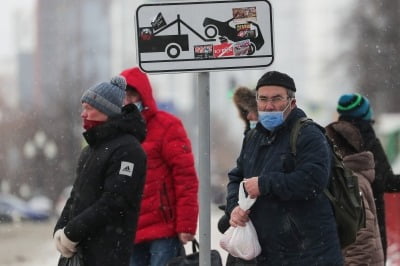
[
  {"left": 162, "top": 119, "right": 199, "bottom": 235},
  {"left": 258, "top": 124, "right": 331, "bottom": 200},
  {"left": 226, "top": 134, "right": 249, "bottom": 215},
  {"left": 343, "top": 176, "right": 377, "bottom": 264},
  {"left": 64, "top": 143, "right": 146, "bottom": 242},
  {"left": 226, "top": 166, "right": 242, "bottom": 215},
  {"left": 54, "top": 148, "right": 89, "bottom": 234},
  {"left": 54, "top": 188, "right": 74, "bottom": 234}
]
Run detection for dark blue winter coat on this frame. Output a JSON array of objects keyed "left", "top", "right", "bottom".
[{"left": 227, "top": 108, "right": 343, "bottom": 266}]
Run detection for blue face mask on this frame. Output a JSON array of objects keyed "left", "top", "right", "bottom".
[
  {"left": 258, "top": 101, "right": 291, "bottom": 131},
  {"left": 249, "top": 120, "right": 258, "bottom": 129},
  {"left": 134, "top": 101, "right": 144, "bottom": 112}
]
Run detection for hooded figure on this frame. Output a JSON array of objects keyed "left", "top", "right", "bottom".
[
  {"left": 54, "top": 76, "right": 147, "bottom": 266},
  {"left": 233, "top": 86, "right": 258, "bottom": 133},
  {"left": 120, "top": 67, "right": 199, "bottom": 266},
  {"left": 326, "top": 120, "right": 384, "bottom": 266}
]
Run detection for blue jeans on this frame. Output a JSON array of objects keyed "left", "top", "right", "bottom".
[{"left": 130, "top": 237, "right": 181, "bottom": 266}]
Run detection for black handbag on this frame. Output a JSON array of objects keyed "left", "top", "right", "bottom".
[
  {"left": 58, "top": 251, "right": 85, "bottom": 266},
  {"left": 167, "top": 239, "right": 223, "bottom": 266}
]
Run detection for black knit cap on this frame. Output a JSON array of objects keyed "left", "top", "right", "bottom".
[{"left": 255, "top": 71, "right": 296, "bottom": 92}]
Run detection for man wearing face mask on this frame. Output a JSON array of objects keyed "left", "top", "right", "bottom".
[
  {"left": 120, "top": 67, "right": 199, "bottom": 266},
  {"left": 226, "top": 71, "right": 343, "bottom": 265}
]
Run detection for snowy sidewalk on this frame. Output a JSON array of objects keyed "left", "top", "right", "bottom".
[{"left": 0, "top": 205, "right": 228, "bottom": 266}]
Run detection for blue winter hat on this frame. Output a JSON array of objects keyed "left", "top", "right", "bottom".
[
  {"left": 81, "top": 76, "right": 126, "bottom": 117},
  {"left": 337, "top": 93, "right": 373, "bottom": 120}
]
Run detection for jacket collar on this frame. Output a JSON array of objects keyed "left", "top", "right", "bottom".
[{"left": 83, "top": 104, "right": 146, "bottom": 146}]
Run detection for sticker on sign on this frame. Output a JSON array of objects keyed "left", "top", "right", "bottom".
[{"left": 135, "top": 0, "right": 273, "bottom": 73}]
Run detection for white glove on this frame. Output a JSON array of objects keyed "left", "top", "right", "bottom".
[{"left": 54, "top": 228, "right": 78, "bottom": 258}]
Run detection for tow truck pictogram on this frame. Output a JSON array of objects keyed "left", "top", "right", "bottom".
[{"left": 138, "top": 15, "right": 216, "bottom": 59}]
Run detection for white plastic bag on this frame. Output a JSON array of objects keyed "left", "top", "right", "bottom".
[{"left": 219, "top": 181, "right": 261, "bottom": 260}]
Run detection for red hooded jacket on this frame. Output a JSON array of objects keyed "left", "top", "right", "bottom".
[{"left": 120, "top": 67, "right": 199, "bottom": 243}]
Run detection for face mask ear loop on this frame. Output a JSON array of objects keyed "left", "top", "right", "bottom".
[
  {"left": 281, "top": 98, "right": 293, "bottom": 118},
  {"left": 283, "top": 99, "right": 292, "bottom": 112}
]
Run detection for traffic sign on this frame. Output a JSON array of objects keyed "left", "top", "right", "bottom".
[{"left": 135, "top": 0, "right": 274, "bottom": 73}]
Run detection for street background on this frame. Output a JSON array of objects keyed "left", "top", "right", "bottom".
[
  {"left": 0, "top": 205, "right": 228, "bottom": 266},
  {"left": 1, "top": 0, "right": 400, "bottom": 265}
]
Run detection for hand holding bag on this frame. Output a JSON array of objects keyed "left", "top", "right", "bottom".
[
  {"left": 58, "top": 249, "right": 85, "bottom": 266},
  {"left": 219, "top": 181, "right": 261, "bottom": 260},
  {"left": 167, "top": 239, "right": 223, "bottom": 266}
]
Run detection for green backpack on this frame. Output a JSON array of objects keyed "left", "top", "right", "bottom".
[{"left": 290, "top": 117, "right": 366, "bottom": 248}]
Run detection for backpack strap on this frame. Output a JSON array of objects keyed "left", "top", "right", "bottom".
[
  {"left": 290, "top": 117, "right": 313, "bottom": 156},
  {"left": 290, "top": 117, "right": 333, "bottom": 203}
]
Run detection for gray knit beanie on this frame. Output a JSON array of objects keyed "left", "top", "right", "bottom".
[{"left": 81, "top": 76, "right": 126, "bottom": 117}]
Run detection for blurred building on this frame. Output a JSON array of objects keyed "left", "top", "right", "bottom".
[
  {"left": 35, "top": 0, "right": 112, "bottom": 111},
  {"left": 0, "top": 0, "right": 117, "bottom": 200}
]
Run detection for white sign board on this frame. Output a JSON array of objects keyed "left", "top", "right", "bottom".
[{"left": 136, "top": 0, "right": 273, "bottom": 73}]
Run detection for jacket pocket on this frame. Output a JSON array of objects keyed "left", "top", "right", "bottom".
[{"left": 159, "top": 183, "right": 174, "bottom": 222}]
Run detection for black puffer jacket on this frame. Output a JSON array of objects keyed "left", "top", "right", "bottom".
[
  {"left": 54, "top": 104, "right": 147, "bottom": 266},
  {"left": 339, "top": 117, "right": 400, "bottom": 260}
]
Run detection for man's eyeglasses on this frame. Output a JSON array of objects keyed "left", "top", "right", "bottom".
[{"left": 256, "top": 95, "right": 290, "bottom": 105}]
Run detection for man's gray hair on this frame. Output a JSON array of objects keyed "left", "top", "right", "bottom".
[{"left": 287, "top": 89, "right": 295, "bottom": 99}]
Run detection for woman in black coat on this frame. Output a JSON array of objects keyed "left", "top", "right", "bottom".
[
  {"left": 54, "top": 76, "right": 147, "bottom": 266},
  {"left": 337, "top": 93, "right": 400, "bottom": 261}
]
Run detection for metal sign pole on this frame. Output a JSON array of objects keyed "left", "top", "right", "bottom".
[{"left": 197, "top": 71, "right": 211, "bottom": 265}]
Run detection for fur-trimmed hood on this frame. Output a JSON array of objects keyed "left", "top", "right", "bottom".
[
  {"left": 325, "top": 120, "right": 364, "bottom": 156},
  {"left": 233, "top": 86, "right": 257, "bottom": 131}
]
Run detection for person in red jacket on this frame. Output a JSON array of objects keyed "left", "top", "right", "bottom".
[{"left": 120, "top": 67, "right": 199, "bottom": 266}]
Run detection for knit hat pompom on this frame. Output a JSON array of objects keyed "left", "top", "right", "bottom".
[
  {"left": 337, "top": 93, "right": 372, "bottom": 121},
  {"left": 81, "top": 76, "right": 127, "bottom": 117},
  {"left": 110, "top": 75, "right": 127, "bottom": 91}
]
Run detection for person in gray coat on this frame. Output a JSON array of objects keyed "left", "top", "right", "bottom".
[{"left": 226, "top": 71, "right": 343, "bottom": 265}]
